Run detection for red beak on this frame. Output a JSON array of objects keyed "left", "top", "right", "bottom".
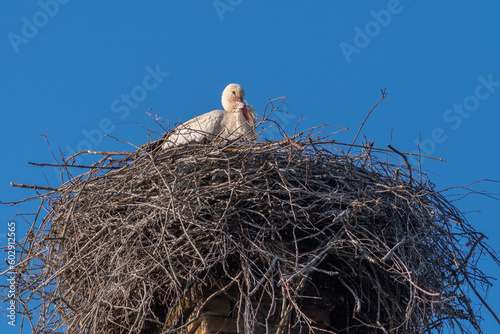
[{"left": 237, "top": 98, "right": 253, "bottom": 125}]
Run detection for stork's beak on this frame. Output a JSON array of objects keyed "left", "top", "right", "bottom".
[{"left": 237, "top": 98, "right": 253, "bottom": 125}]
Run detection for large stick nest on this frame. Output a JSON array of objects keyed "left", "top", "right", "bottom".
[{"left": 5, "top": 124, "right": 499, "bottom": 333}]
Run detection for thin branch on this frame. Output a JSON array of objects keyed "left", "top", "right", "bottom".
[
  {"left": 9, "top": 182, "right": 59, "bottom": 191},
  {"left": 387, "top": 144, "right": 413, "bottom": 184},
  {"left": 347, "top": 88, "right": 388, "bottom": 154}
]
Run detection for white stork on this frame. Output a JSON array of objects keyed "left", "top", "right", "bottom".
[{"left": 162, "top": 83, "right": 257, "bottom": 149}]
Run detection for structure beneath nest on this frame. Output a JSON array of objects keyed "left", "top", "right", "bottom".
[{"left": 4, "top": 126, "right": 499, "bottom": 334}]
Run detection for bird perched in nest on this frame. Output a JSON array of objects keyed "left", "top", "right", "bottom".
[{"left": 161, "top": 83, "right": 257, "bottom": 149}]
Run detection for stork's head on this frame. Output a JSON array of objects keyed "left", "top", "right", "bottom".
[
  {"left": 221, "top": 83, "right": 245, "bottom": 112},
  {"left": 221, "top": 83, "right": 253, "bottom": 125}
]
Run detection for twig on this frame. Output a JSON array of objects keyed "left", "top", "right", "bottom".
[
  {"left": 347, "top": 88, "right": 388, "bottom": 154},
  {"left": 28, "top": 162, "right": 120, "bottom": 169},
  {"left": 464, "top": 274, "right": 500, "bottom": 326},
  {"left": 387, "top": 144, "right": 413, "bottom": 184},
  {"left": 339, "top": 276, "right": 362, "bottom": 313},
  {"left": 9, "top": 182, "right": 59, "bottom": 191}
]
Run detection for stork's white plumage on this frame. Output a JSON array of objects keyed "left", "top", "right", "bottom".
[{"left": 162, "top": 83, "right": 257, "bottom": 149}]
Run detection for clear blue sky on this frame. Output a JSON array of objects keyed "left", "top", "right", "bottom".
[{"left": 1, "top": 1, "right": 499, "bottom": 332}]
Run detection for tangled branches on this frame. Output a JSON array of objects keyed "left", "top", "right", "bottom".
[{"left": 3, "top": 124, "right": 499, "bottom": 333}]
